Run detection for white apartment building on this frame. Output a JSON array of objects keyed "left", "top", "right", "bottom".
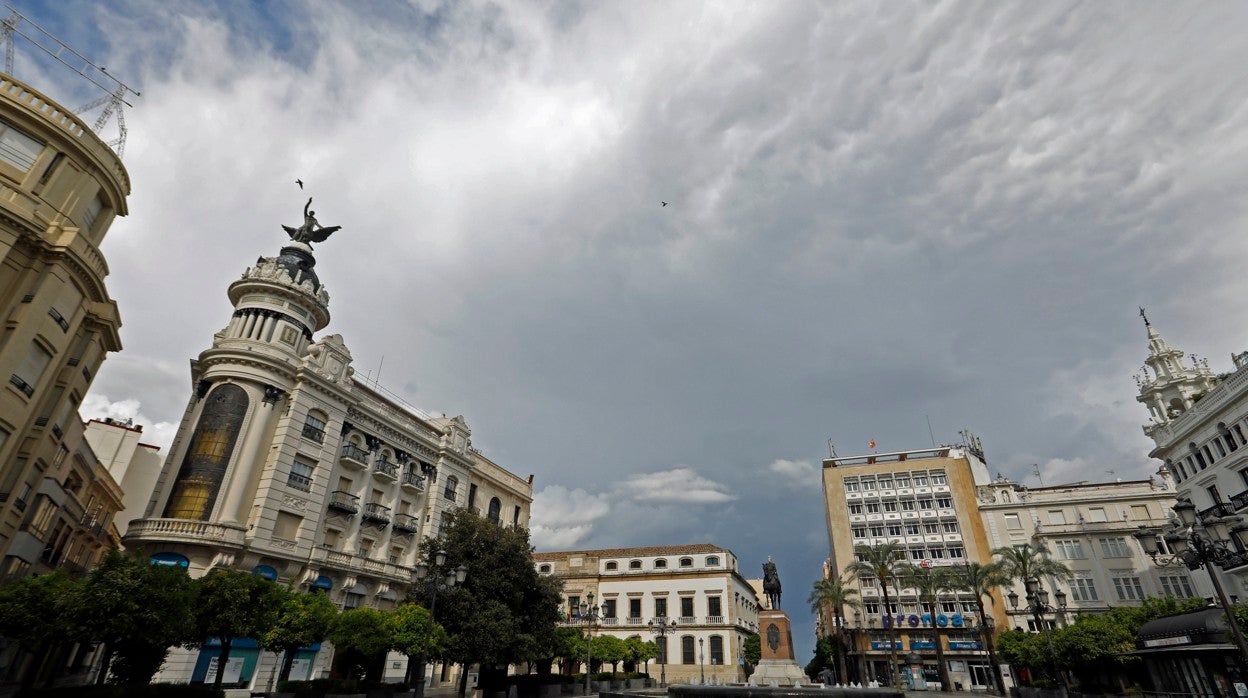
[
  {"left": 978, "top": 471, "right": 1213, "bottom": 629},
  {"left": 1135, "top": 312, "right": 1248, "bottom": 596},
  {"left": 534, "top": 544, "right": 760, "bottom": 685}
]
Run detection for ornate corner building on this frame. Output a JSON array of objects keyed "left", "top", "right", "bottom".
[
  {"left": 0, "top": 72, "right": 130, "bottom": 578},
  {"left": 121, "top": 208, "right": 533, "bottom": 684}
]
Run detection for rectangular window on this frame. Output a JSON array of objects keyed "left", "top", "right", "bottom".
[
  {"left": 274, "top": 511, "right": 303, "bottom": 540},
  {"left": 708, "top": 596, "right": 722, "bottom": 617},
  {"left": 1099, "top": 537, "right": 1131, "bottom": 558},
  {"left": 288, "top": 457, "right": 314, "bottom": 491},
  {"left": 468, "top": 483, "right": 478, "bottom": 508},
  {"left": 322, "top": 529, "right": 340, "bottom": 548},
  {"left": 655, "top": 597, "right": 667, "bottom": 618},
  {"left": 680, "top": 597, "right": 694, "bottom": 618},
  {"left": 1113, "top": 575, "right": 1145, "bottom": 601},
  {"left": 280, "top": 326, "right": 299, "bottom": 345},
  {"left": 1070, "top": 576, "right": 1098, "bottom": 601},
  {"left": 1087, "top": 507, "right": 1108, "bottom": 522},
  {"left": 301, "top": 414, "right": 326, "bottom": 443},
  {"left": 870, "top": 525, "right": 885, "bottom": 537},
  {"left": 866, "top": 502, "right": 880, "bottom": 513},
  {"left": 602, "top": 599, "right": 616, "bottom": 618},
  {"left": 883, "top": 502, "right": 898, "bottom": 512},
  {"left": 887, "top": 524, "right": 903, "bottom": 536},
  {"left": 11, "top": 342, "right": 52, "bottom": 397},
  {"left": 905, "top": 524, "right": 920, "bottom": 535},
  {"left": 682, "top": 637, "right": 696, "bottom": 664},
  {"left": 913, "top": 475, "right": 929, "bottom": 486},
  {"left": 948, "top": 546, "right": 964, "bottom": 558},
  {"left": 81, "top": 195, "right": 104, "bottom": 231},
  {"left": 901, "top": 501, "right": 916, "bottom": 511},
  {"left": 358, "top": 538, "right": 374, "bottom": 558},
  {"left": 1055, "top": 540, "right": 1085, "bottom": 559},
  {"left": 895, "top": 476, "right": 911, "bottom": 488},
  {"left": 930, "top": 472, "right": 948, "bottom": 485},
  {"left": 849, "top": 504, "right": 863, "bottom": 514},
  {"left": 1130, "top": 504, "right": 1149, "bottom": 520},
  {"left": 630, "top": 598, "right": 642, "bottom": 618},
  {"left": 862, "top": 479, "right": 876, "bottom": 490},
  {"left": 919, "top": 499, "right": 934, "bottom": 510},
  {"left": 923, "top": 523, "right": 940, "bottom": 534},
  {"left": 877, "top": 478, "right": 893, "bottom": 490},
  {"left": 852, "top": 527, "right": 867, "bottom": 538},
  {"left": 844, "top": 481, "right": 860, "bottom": 492},
  {"left": 389, "top": 545, "right": 403, "bottom": 564},
  {"left": 0, "top": 119, "right": 44, "bottom": 171},
  {"left": 1160, "top": 575, "right": 1195, "bottom": 598},
  {"left": 1004, "top": 513, "right": 1022, "bottom": 529},
  {"left": 936, "top": 497, "right": 952, "bottom": 508},
  {"left": 942, "top": 522, "right": 959, "bottom": 533}
]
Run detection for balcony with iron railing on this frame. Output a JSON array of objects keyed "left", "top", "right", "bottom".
[
  {"left": 401, "top": 471, "right": 424, "bottom": 491},
  {"left": 373, "top": 459, "right": 398, "bottom": 481},
  {"left": 1199, "top": 502, "right": 1234, "bottom": 521},
  {"left": 363, "top": 502, "right": 391, "bottom": 526},
  {"left": 328, "top": 490, "right": 360, "bottom": 515},
  {"left": 301, "top": 423, "right": 325, "bottom": 444},
  {"left": 340, "top": 443, "right": 370, "bottom": 469},
  {"left": 393, "top": 513, "right": 420, "bottom": 534},
  {"left": 1231, "top": 489, "right": 1248, "bottom": 512}
]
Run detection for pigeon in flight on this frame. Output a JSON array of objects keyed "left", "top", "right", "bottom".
[
  {"left": 661, "top": 201, "right": 668, "bottom": 207},
  {"left": 296, "top": 179, "right": 304, "bottom": 190}
]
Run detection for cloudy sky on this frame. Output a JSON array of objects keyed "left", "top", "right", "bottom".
[{"left": 16, "top": 0, "right": 1248, "bottom": 660}]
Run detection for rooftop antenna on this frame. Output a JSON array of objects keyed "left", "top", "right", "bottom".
[
  {"left": 1032, "top": 463, "right": 1044, "bottom": 486},
  {"left": 1, "top": 5, "right": 140, "bottom": 157},
  {"left": 827, "top": 439, "right": 837, "bottom": 458},
  {"left": 925, "top": 415, "right": 936, "bottom": 448}
]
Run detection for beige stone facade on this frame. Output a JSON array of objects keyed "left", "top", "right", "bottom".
[
  {"left": 0, "top": 71, "right": 129, "bottom": 577},
  {"left": 821, "top": 445, "right": 1001, "bottom": 690},
  {"left": 534, "top": 544, "right": 760, "bottom": 685}
]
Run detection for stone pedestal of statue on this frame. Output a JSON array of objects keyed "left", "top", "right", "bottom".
[{"left": 747, "top": 610, "right": 809, "bottom": 686}]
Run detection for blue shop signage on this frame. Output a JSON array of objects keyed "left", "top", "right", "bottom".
[
  {"left": 881, "top": 613, "right": 964, "bottom": 628},
  {"left": 949, "top": 641, "right": 984, "bottom": 650},
  {"left": 871, "top": 641, "right": 904, "bottom": 650},
  {"left": 910, "top": 641, "right": 936, "bottom": 650}
]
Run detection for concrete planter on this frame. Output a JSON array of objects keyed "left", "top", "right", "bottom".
[
  {"left": 539, "top": 683, "right": 564, "bottom": 697},
  {"left": 626, "top": 679, "right": 645, "bottom": 689}
]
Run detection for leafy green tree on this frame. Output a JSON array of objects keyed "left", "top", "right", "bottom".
[
  {"left": 0, "top": 570, "right": 81, "bottom": 689},
  {"left": 419, "top": 509, "right": 563, "bottom": 696},
  {"left": 73, "top": 551, "right": 195, "bottom": 685},
  {"left": 897, "top": 564, "right": 954, "bottom": 691},
  {"left": 260, "top": 589, "right": 339, "bottom": 684},
  {"left": 996, "top": 628, "right": 1048, "bottom": 680},
  {"left": 192, "top": 568, "right": 287, "bottom": 689},
  {"left": 330, "top": 607, "right": 393, "bottom": 682},
  {"left": 808, "top": 573, "right": 861, "bottom": 685},
  {"left": 804, "top": 635, "right": 837, "bottom": 681},
  {"left": 549, "top": 626, "right": 584, "bottom": 675},
  {"left": 591, "top": 634, "right": 628, "bottom": 675},
  {"left": 844, "top": 543, "right": 906, "bottom": 687},
  {"left": 624, "top": 636, "right": 657, "bottom": 675},
  {"left": 950, "top": 561, "right": 1008, "bottom": 694},
  {"left": 388, "top": 602, "right": 448, "bottom": 687},
  {"left": 742, "top": 634, "right": 760, "bottom": 668}
]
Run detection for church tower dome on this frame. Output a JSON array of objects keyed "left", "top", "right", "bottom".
[{"left": 1136, "top": 308, "right": 1218, "bottom": 440}]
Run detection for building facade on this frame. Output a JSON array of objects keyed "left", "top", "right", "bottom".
[
  {"left": 83, "top": 417, "right": 163, "bottom": 537},
  {"left": 977, "top": 471, "right": 1212, "bottom": 628},
  {"left": 1135, "top": 313, "right": 1248, "bottom": 597},
  {"left": 821, "top": 444, "right": 1001, "bottom": 691},
  {"left": 122, "top": 217, "right": 533, "bottom": 688},
  {"left": 0, "top": 71, "right": 129, "bottom": 575},
  {"left": 534, "top": 544, "right": 760, "bottom": 685}
]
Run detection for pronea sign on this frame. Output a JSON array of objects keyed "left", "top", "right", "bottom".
[{"left": 881, "top": 613, "right": 966, "bottom": 628}]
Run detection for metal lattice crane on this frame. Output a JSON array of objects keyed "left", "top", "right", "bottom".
[{"left": 0, "top": 5, "right": 139, "bottom": 158}]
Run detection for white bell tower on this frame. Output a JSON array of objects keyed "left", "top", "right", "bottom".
[{"left": 1136, "top": 308, "right": 1218, "bottom": 441}]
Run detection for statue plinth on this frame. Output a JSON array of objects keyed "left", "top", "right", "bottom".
[{"left": 748, "top": 610, "right": 808, "bottom": 687}]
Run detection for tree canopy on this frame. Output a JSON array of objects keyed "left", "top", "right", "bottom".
[{"left": 261, "top": 589, "right": 339, "bottom": 684}]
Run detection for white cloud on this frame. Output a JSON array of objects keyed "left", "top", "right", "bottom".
[
  {"left": 766, "top": 458, "right": 819, "bottom": 488},
  {"left": 623, "top": 467, "right": 737, "bottom": 504},
  {"left": 529, "top": 485, "right": 613, "bottom": 550},
  {"left": 80, "top": 393, "right": 180, "bottom": 451}
]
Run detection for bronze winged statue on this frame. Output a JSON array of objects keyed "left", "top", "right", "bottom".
[{"left": 283, "top": 197, "right": 342, "bottom": 245}]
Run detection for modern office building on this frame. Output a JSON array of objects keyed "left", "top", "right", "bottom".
[
  {"left": 0, "top": 71, "right": 129, "bottom": 575},
  {"left": 1135, "top": 312, "right": 1248, "bottom": 596},
  {"left": 122, "top": 210, "right": 533, "bottom": 688},
  {"left": 977, "top": 470, "right": 1212, "bottom": 628},
  {"left": 821, "top": 443, "right": 1002, "bottom": 691},
  {"left": 534, "top": 544, "right": 760, "bottom": 685}
]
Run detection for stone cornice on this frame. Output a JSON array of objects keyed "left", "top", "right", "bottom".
[{"left": 345, "top": 404, "right": 440, "bottom": 459}]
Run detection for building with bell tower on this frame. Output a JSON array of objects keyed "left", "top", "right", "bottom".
[
  {"left": 124, "top": 204, "right": 534, "bottom": 687},
  {"left": 1136, "top": 310, "right": 1248, "bottom": 594}
]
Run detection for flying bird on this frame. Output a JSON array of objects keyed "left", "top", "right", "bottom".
[
  {"left": 661, "top": 201, "right": 668, "bottom": 207},
  {"left": 296, "top": 179, "right": 303, "bottom": 190}
]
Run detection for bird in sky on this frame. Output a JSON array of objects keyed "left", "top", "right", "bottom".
[
  {"left": 296, "top": 179, "right": 304, "bottom": 189},
  {"left": 661, "top": 201, "right": 668, "bottom": 207}
]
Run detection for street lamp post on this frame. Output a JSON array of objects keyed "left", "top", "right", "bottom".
[
  {"left": 699, "top": 637, "right": 705, "bottom": 684},
  {"left": 413, "top": 550, "right": 468, "bottom": 698},
  {"left": 1135, "top": 498, "right": 1248, "bottom": 680},
  {"left": 1007, "top": 579, "right": 1067, "bottom": 691},
  {"left": 579, "top": 592, "right": 604, "bottom": 694},
  {"left": 647, "top": 616, "right": 677, "bottom": 687}
]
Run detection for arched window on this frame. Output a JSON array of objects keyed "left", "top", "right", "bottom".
[
  {"left": 679, "top": 557, "right": 693, "bottom": 568},
  {"left": 655, "top": 559, "right": 668, "bottom": 569},
  {"left": 681, "top": 636, "right": 696, "bottom": 664},
  {"left": 539, "top": 564, "right": 551, "bottom": 574},
  {"left": 605, "top": 561, "right": 618, "bottom": 571},
  {"left": 488, "top": 497, "right": 502, "bottom": 524},
  {"left": 709, "top": 636, "right": 724, "bottom": 665},
  {"left": 443, "top": 475, "right": 459, "bottom": 501},
  {"left": 655, "top": 636, "right": 668, "bottom": 664},
  {"left": 629, "top": 559, "right": 642, "bottom": 570},
  {"left": 705, "top": 556, "right": 719, "bottom": 566},
  {"left": 164, "top": 383, "right": 249, "bottom": 520},
  {"left": 302, "top": 410, "right": 327, "bottom": 443}
]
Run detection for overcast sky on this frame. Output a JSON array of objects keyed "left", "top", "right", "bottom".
[{"left": 16, "top": 0, "right": 1248, "bottom": 662}]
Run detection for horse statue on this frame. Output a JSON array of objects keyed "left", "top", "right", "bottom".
[{"left": 762, "top": 556, "right": 782, "bottom": 609}]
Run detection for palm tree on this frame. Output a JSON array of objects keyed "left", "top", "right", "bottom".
[
  {"left": 808, "top": 573, "right": 862, "bottom": 685},
  {"left": 844, "top": 542, "right": 907, "bottom": 687},
  {"left": 992, "top": 543, "right": 1073, "bottom": 685},
  {"left": 953, "top": 561, "right": 1009, "bottom": 694},
  {"left": 898, "top": 564, "right": 954, "bottom": 692}
]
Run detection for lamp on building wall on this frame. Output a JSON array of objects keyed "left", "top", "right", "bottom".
[
  {"left": 1135, "top": 499, "right": 1248, "bottom": 675},
  {"left": 1007, "top": 579, "right": 1067, "bottom": 690},
  {"left": 647, "top": 616, "right": 677, "bottom": 687},
  {"left": 579, "top": 592, "right": 605, "bottom": 693},
  {"left": 413, "top": 550, "right": 467, "bottom": 698}
]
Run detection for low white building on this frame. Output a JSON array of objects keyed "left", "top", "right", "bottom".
[{"left": 534, "top": 544, "right": 760, "bottom": 685}]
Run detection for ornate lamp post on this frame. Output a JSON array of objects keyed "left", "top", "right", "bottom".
[
  {"left": 699, "top": 637, "right": 705, "bottom": 684},
  {"left": 413, "top": 550, "right": 468, "bottom": 698},
  {"left": 579, "top": 592, "right": 605, "bottom": 694},
  {"left": 1135, "top": 498, "right": 1248, "bottom": 677},
  {"left": 647, "top": 616, "right": 677, "bottom": 687},
  {"left": 1006, "top": 579, "right": 1067, "bottom": 691}
]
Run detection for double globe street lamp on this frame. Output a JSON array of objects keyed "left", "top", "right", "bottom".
[
  {"left": 1007, "top": 579, "right": 1067, "bottom": 691},
  {"left": 647, "top": 616, "right": 677, "bottom": 687},
  {"left": 413, "top": 550, "right": 468, "bottom": 698},
  {"left": 1135, "top": 497, "right": 1248, "bottom": 676}
]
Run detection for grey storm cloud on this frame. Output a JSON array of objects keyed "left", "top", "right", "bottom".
[{"left": 18, "top": 0, "right": 1248, "bottom": 662}]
